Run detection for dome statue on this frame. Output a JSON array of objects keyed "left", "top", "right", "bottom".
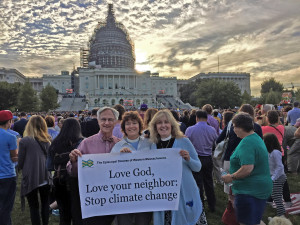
[{"left": 88, "top": 4, "right": 135, "bottom": 69}]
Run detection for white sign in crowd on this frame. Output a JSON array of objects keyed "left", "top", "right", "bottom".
[{"left": 78, "top": 149, "right": 183, "bottom": 219}]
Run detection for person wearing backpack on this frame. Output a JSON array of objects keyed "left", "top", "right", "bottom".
[{"left": 48, "top": 118, "right": 84, "bottom": 225}]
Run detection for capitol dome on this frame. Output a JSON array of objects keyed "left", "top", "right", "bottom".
[{"left": 88, "top": 4, "right": 135, "bottom": 69}]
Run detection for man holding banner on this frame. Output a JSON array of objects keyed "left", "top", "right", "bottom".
[{"left": 68, "top": 107, "right": 121, "bottom": 225}]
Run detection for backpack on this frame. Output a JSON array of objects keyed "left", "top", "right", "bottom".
[
  {"left": 213, "top": 121, "right": 232, "bottom": 161},
  {"left": 53, "top": 139, "right": 83, "bottom": 185},
  {"left": 53, "top": 152, "right": 70, "bottom": 185}
]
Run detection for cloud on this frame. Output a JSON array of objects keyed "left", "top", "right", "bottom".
[{"left": 0, "top": 0, "right": 300, "bottom": 95}]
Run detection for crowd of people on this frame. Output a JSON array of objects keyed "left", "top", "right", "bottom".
[{"left": 0, "top": 101, "right": 300, "bottom": 225}]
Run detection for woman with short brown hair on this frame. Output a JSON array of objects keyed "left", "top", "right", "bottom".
[
  {"left": 222, "top": 113, "right": 272, "bottom": 225},
  {"left": 111, "top": 111, "right": 152, "bottom": 225},
  {"left": 121, "top": 111, "right": 144, "bottom": 137}
]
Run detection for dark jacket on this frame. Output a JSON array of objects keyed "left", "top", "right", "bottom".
[
  {"left": 216, "top": 122, "right": 263, "bottom": 161},
  {"left": 188, "top": 114, "right": 196, "bottom": 127},
  {"left": 18, "top": 137, "right": 51, "bottom": 209},
  {"left": 180, "top": 122, "right": 187, "bottom": 134},
  {"left": 180, "top": 116, "right": 189, "bottom": 127},
  {"left": 13, "top": 118, "right": 28, "bottom": 137},
  {"left": 81, "top": 118, "right": 100, "bottom": 138}
]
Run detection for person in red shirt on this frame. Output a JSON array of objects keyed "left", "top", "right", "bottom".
[{"left": 262, "top": 110, "right": 284, "bottom": 155}]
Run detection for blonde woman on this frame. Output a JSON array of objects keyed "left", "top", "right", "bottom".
[
  {"left": 18, "top": 115, "right": 51, "bottom": 225},
  {"left": 149, "top": 110, "right": 203, "bottom": 225}
]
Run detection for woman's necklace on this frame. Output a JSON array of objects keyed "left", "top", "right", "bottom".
[
  {"left": 160, "top": 141, "right": 170, "bottom": 148},
  {"left": 160, "top": 139, "right": 171, "bottom": 149}
]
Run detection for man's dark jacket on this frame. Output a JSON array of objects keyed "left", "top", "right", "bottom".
[{"left": 81, "top": 118, "right": 100, "bottom": 137}]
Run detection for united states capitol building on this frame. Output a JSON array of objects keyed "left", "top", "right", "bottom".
[
  {"left": 74, "top": 4, "right": 181, "bottom": 110},
  {"left": 1, "top": 4, "right": 251, "bottom": 110}
]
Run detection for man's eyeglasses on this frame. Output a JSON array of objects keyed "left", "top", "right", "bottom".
[{"left": 99, "top": 118, "right": 115, "bottom": 123}]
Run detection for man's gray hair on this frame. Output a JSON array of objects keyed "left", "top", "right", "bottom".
[
  {"left": 262, "top": 104, "right": 274, "bottom": 114},
  {"left": 97, "top": 107, "right": 119, "bottom": 120}
]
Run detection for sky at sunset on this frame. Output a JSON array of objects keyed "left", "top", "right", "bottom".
[{"left": 1, "top": 0, "right": 300, "bottom": 95}]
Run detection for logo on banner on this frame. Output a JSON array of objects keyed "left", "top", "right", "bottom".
[{"left": 82, "top": 159, "right": 94, "bottom": 168}]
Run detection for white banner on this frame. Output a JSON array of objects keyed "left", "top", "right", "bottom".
[{"left": 78, "top": 149, "right": 182, "bottom": 219}]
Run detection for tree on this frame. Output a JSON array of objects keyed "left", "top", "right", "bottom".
[
  {"left": 194, "top": 79, "right": 242, "bottom": 108},
  {"left": 263, "top": 89, "right": 282, "bottom": 104},
  {"left": 261, "top": 78, "right": 284, "bottom": 94},
  {"left": 179, "top": 80, "right": 199, "bottom": 106},
  {"left": 17, "top": 81, "right": 39, "bottom": 112},
  {"left": 0, "top": 82, "right": 21, "bottom": 110},
  {"left": 40, "top": 84, "right": 59, "bottom": 111},
  {"left": 295, "top": 88, "right": 300, "bottom": 102},
  {"left": 241, "top": 90, "right": 252, "bottom": 104}
]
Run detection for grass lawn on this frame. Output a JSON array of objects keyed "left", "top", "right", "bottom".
[
  {"left": 12, "top": 174, "right": 59, "bottom": 225},
  {"left": 204, "top": 173, "right": 300, "bottom": 225},
  {"left": 12, "top": 174, "right": 300, "bottom": 225}
]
